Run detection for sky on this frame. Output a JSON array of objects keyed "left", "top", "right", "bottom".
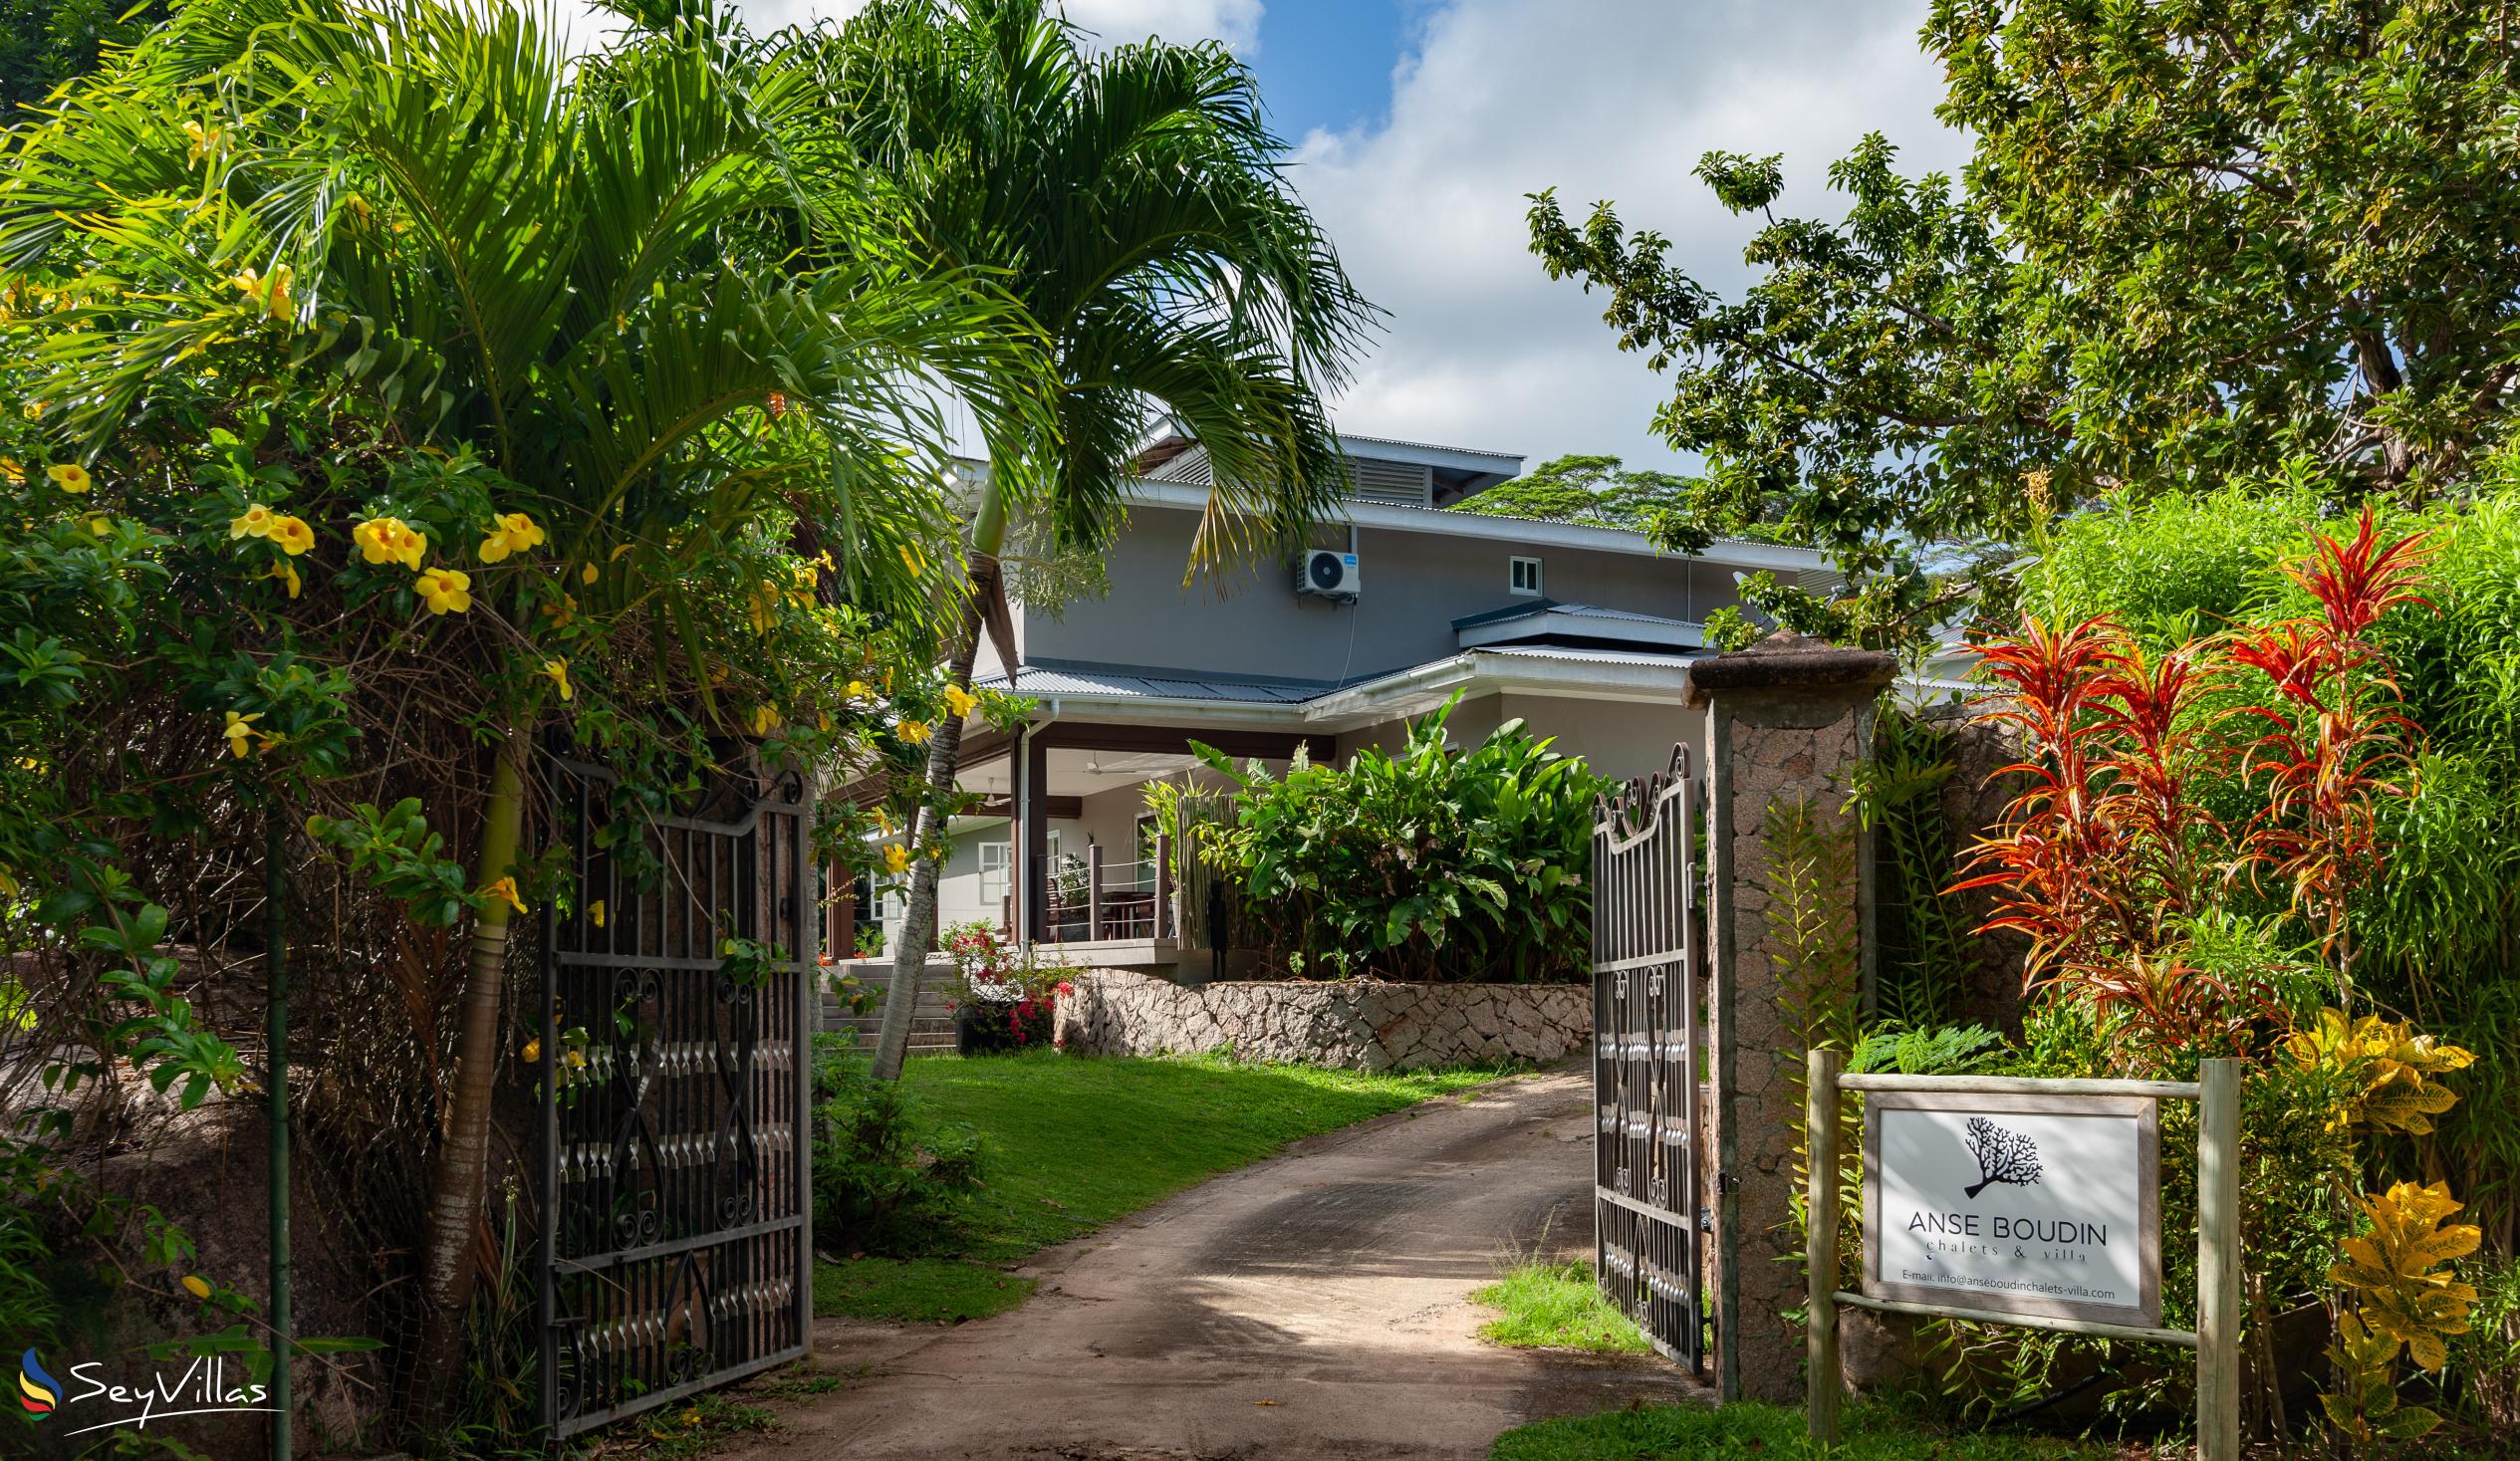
[{"left": 706, "top": 0, "right": 1969, "bottom": 479}]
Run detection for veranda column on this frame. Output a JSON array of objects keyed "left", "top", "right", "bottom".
[{"left": 1686, "top": 630, "right": 1894, "bottom": 1403}]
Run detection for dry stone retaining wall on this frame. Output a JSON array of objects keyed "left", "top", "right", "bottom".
[{"left": 1056, "top": 969, "right": 1590, "bottom": 1071}]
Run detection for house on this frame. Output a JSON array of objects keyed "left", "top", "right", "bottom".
[{"left": 841, "top": 427, "right": 1835, "bottom": 965}]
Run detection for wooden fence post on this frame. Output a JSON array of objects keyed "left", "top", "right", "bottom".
[
  {"left": 1807, "top": 1048, "right": 1843, "bottom": 1444},
  {"left": 2197, "top": 1057, "right": 2241, "bottom": 1461}
]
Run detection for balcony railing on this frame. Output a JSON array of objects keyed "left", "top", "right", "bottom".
[{"left": 1002, "top": 838, "right": 1174, "bottom": 943}]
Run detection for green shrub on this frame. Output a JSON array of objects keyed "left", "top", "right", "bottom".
[
  {"left": 1190, "top": 694, "right": 1609, "bottom": 982},
  {"left": 809, "top": 1035, "right": 984, "bottom": 1256}
]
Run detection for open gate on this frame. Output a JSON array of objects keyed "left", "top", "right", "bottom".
[
  {"left": 1592, "top": 743, "right": 1706, "bottom": 1372},
  {"left": 537, "top": 753, "right": 817, "bottom": 1437}
]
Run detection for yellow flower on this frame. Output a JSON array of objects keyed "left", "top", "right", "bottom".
[
  {"left": 264, "top": 559, "right": 302, "bottom": 599},
  {"left": 562, "top": 1048, "right": 587, "bottom": 1070},
  {"left": 942, "top": 684, "right": 978, "bottom": 719},
  {"left": 0, "top": 459, "right": 21, "bottom": 485},
  {"left": 477, "top": 510, "right": 546, "bottom": 564},
  {"left": 181, "top": 1275, "right": 212, "bottom": 1301},
  {"left": 588, "top": 899, "right": 606, "bottom": 929},
  {"left": 230, "top": 503, "right": 276, "bottom": 540},
  {"left": 353, "top": 516, "right": 427, "bottom": 570},
  {"left": 872, "top": 808, "right": 894, "bottom": 835},
  {"left": 229, "top": 264, "right": 293, "bottom": 321},
  {"left": 415, "top": 567, "right": 471, "bottom": 614},
  {"left": 844, "top": 679, "right": 870, "bottom": 700},
  {"left": 541, "top": 658, "right": 573, "bottom": 702},
  {"left": 897, "top": 718, "right": 932, "bottom": 746},
  {"left": 747, "top": 592, "right": 776, "bottom": 634},
  {"left": 882, "top": 844, "right": 911, "bottom": 875},
  {"left": 269, "top": 515, "right": 314, "bottom": 556},
  {"left": 520, "top": 1038, "right": 541, "bottom": 1064},
  {"left": 221, "top": 710, "right": 262, "bottom": 759},
  {"left": 46, "top": 462, "right": 91, "bottom": 494},
  {"left": 580, "top": 561, "right": 599, "bottom": 586},
  {"left": 480, "top": 875, "right": 526, "bottom": 914},
  {"left": 82, "top": 514, "right": 111, "bottom": 538},
  {"left": 182, "top": 120, "right": 224, "bottom": 165},
  {"left": 751, "top": 704, "right": 782, "bottom": 735}
]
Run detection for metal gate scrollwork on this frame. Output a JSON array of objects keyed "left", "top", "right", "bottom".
[
  {"left": 538, "top": 753, "right": 815, "bottom": 1437},
  {"left": 1592, "top": 742, "right": 1706, "bottom": 1372}
]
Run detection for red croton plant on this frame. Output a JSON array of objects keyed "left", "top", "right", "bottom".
[
  {"left": 1955, "top": 508, "right": 2434, "bottom": 1054},
  {"left": 1954, "top": 509, "right": 2481, "bottom": 1442}
]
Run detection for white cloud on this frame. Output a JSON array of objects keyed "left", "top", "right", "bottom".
[
  {"left": 719, "top": 0, "right": 1258, "bottom": 49},
  {"left": 1293, "top": 0, "right": 1966, "bottom": 476},
  {"left": 1055, "top": 0, "right": 1261, "bottom": 51}
]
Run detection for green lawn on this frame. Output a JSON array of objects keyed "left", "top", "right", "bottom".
[
  {"left": 1471, "top": 1259, "right": 1651, "bottom": 1354},
  {"left": 818, "top": 1050, "right": 1513, "bottom": 1323},
  {"left": 1489, "top": 1399, "right": 2129, "bottom": 1461}
]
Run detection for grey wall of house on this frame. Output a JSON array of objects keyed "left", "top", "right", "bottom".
[
  {"left": 1329, "top": 691, "right": 1697, "bottom": 786},
  {"left": 1018, "top": 504, "right": 1745, "bottom": 685}
]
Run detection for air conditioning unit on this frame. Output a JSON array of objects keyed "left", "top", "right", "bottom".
[{"left": 1296, "top": 549, "right": 1361, "bottom": 603}]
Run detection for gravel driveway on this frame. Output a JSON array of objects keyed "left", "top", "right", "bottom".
[{"left": 715, "top": 1065, "right": 1706, "bottom": 1461}]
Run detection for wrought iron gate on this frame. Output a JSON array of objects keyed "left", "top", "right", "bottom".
[
  {"left": 1592, "top": 743, "right": 1706, "bottom": 1372},
  {"left": 537, "top": 754, "right": 816, "bottom": 1437}
]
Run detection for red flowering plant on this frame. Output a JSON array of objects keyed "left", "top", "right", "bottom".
[
  {"left": 1956, "top": 508, "right": 2442, "bottom": 1058},
  {"left": 939, "top": 920, "right": 1080, "bottom": 1053},
  {"left": 1954, "top": 510, "right": 2480, "bottom": 1438}
]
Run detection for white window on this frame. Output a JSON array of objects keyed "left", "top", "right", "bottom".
[
  {"left": 979, "top": 841, "right": 1010, "bottom": 903},
  {"left": 1510, "top": 556, "right": 1544, "bottom": 596}
]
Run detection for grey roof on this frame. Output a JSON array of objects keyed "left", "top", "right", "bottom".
[
  {"left": 1473, "top": 644, "right": 1705, "bottom": 667},
  {"left": 972, "top": 663, "right": 1323, "bottom": 704},
  {"left": 1450, "top": 600, "right": 1700, "bottom": 631}
]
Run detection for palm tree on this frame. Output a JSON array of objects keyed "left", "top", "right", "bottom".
[
  {"left": 804, "top": 0, "right": 1377, "bottom": 1078},
  {"left": 2, "top": 0, "right": 1050, "bottom": 1399}
]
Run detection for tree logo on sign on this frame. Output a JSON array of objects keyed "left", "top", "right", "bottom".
[{"left": 1961, "top": 1117, "right": 2043, "bottom": 1199}]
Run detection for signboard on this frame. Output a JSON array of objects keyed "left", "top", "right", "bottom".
[{"left": 1862, "top": 1091, "right": 2160, "bottom": 1328}]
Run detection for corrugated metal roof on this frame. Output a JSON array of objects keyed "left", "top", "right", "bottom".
[
  {"left": 1474, "top": 645, "right": 1706, "bottom": 668},
  {"left": 973, "top": 664, "right": 1320, "bottom": 704}
]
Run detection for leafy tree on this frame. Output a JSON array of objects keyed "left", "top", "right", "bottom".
[
  {"left": 1527, "top": 136, "right": 2045, "bottom": 647},
  {"left": 0, "top": 0, "right": 163, "bottom": 115},
  {"left": 806, "top": 0, "right": 1374, "bottom": 1079},
  {"left": 1530, "top": 2, "right": 2520, "bottom": 645},
  {"left": 1453, "top": 451, "right": 1699, "bottom": 533},
  {"left": 2, "top": 0, "right": 1046, "bottom": 1407},
  {"left": 1929, "top": 0, "right": 2520, "bottom": 498}
]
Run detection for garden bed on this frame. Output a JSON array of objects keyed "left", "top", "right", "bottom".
[{"left": 1056, "top": 968, "right": 1591, "bottom": 1070}]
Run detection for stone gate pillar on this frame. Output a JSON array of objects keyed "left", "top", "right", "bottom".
[{"left": 1686, "top": 630, "right": 1895, "bottom": 1403}]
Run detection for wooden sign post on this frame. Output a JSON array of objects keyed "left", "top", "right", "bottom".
[{"left": 1806, "top": 1052, "right": 2241, "bottom": 1461}]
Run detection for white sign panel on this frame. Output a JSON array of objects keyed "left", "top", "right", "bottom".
[{"left": 1863, "top": 1092, "right": 2160, "bottom": 1328}]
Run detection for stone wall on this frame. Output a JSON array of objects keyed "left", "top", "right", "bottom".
[{"left": 1056, "top": 969, "right": 1591, "bottom": 1071}]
